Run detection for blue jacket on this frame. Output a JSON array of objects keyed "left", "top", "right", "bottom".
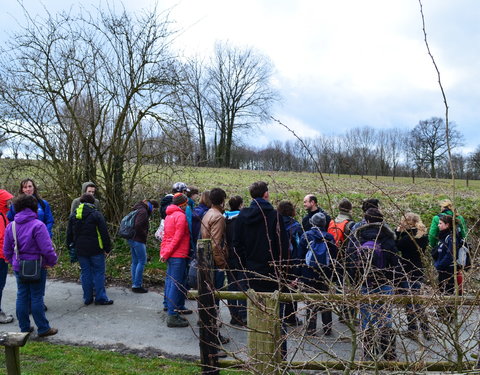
[
  {"left": 7, "top": 199, "right": 54, "bottom": 238},
  {"left": 432, "top": 229, "right": 460, "bottom": 271}
]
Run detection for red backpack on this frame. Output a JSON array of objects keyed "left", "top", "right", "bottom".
[{"left": 327, "top": 219, "right": 352, "bottom": 247}]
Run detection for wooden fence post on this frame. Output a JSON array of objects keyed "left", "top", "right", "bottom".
[
  {"left": 247, "top": 289, "right": 281, "bottom": 375},
  {"left": 0, "top": 332, "right": 30, "bottom": 375},
  {"left": 196, "top": 239, "right": 219, "bottom": 375}
]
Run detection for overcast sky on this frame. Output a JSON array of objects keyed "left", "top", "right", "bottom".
[{"left": 2, "top": 0, "right": 479, "bottom": 152}]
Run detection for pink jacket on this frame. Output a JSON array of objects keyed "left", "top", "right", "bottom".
[{"left": 160, "top": 204, "right": 190, "bottom": 260}]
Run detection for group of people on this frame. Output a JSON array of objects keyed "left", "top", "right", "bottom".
[{"left": 0, "top": 177, "right": 471, "bottom": 362}]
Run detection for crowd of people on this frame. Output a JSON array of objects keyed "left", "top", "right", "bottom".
[{"left": 0, "top": 178, "right": 472, "bottom": 361}]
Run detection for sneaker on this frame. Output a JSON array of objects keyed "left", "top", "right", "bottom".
[
  {"left": 38, "top": 327, "right": 58, "bottom": 337},
  {"left": 0, "top": 311, "right": 14, "bottom": 324},
  {"left": 175, "top": 308, "right": 193, "bottom": 315},
  {"left": 95, "top": 300, "right": 114, "bottom": 305},
  {"left": 167, "top": 314, "right": 189, "bottom": 328},
  {"left": 132, "top": 287, "right": 148, "bottom": 293}
]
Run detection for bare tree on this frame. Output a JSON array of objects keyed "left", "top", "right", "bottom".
[
  {"left": 0, "top": 5, "right": 177, "bottom": 221},
  {"left": 408, "top": 117, "right": 463, "bottom": 177}
]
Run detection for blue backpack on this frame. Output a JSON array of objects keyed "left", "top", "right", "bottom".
[
  {"left": 356, "top": 240, "right": 386, "bottom": 269},
  {"left": 118, "top": 209, "right": 138, "bottom": 239},
  {"left": 306, "top": 238, "right": 330, "bottom": 267}
]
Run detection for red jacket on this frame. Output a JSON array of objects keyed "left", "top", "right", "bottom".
[{"left": 160, "top": 204, "right": 190, "bottom": 260}]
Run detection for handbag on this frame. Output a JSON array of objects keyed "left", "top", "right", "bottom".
[{"left": 12, "top": 221, "right": 42, "bottom": 282}]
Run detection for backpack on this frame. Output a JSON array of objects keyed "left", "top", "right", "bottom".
[
  {"left": 356, "top": 240, "right": 386, "bottom": 270},
  {"left": 305, "top": 235, "right": 330, "bottom": 267},
  {"left": 118, "top": 209, "right": 138, "bottom": 239},
  {"left": 327, "top": 219, "right": 352, "bottom": 246}
]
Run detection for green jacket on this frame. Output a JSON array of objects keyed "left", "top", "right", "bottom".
[{"left": 428, "top": 209, "right": 467, "bottom": 248}]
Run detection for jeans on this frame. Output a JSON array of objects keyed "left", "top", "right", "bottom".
[
  {"left": 360, "top": 284, "right": 393, "bottom": 330},
  {"left": 128, "top": 240, "right": 146, "bottom": 288},
  {"left": 0, "top": 259, "right": 8, "bottom": 311},
  {"left": 165, "top": 257, "right": 187, "bottom": 316},
  {"left": 78, "top": 254, "right": 108, "bottom": 303},
  {"left": 15, "top": 269, "right": 51, "bottom": 334}
]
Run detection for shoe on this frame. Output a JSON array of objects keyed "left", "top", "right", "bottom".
[
  {"left": 22, "top": 326, "right": 34, "bottom": 333},
  {"left": 132, "top": 287, "right": 148, "bottom": 293},
  {"left": 0, "top": 311, "right": 14, "bottom": 324},
  {"left": 95, "top": 300, "right": 114, "bottom": 305},
  {"left": 44, "top": 304, "right": 48, "bottom": 312},
  {"left": 324, "top": 328, "right": 332, "bottom": 337},
  {"left": 218, "top": 334, "right": 230, "bottom": 345},
  {"left": 230, "top": 317, "right": 247, "bottom": 327},
  {"left": 175, "top": 308, "right": 193, "bottom": 315},
  {"left": 167, "top": 314, "right": 189, "bottom": 328},
  {"left": 84, "top": 300, "right": 93, "bottom": 306},
  {"left": 38, "top": 327, "right": 58, "bottom": 337}
]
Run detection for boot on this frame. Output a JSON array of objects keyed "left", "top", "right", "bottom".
[
  {"left": 167, "top": 314, "right": 189, "bottom": 328},
  {"left": 380, "top": 328, "right": 397, "bottom": 361},
  {"left": 306, "top": 305, "right": 318, "bottom": 335}
]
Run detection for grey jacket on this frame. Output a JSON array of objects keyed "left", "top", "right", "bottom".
[{"left": 70, "top": 181, "right": 101, "bottom": 215}]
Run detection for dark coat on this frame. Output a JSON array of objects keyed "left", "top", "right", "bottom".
[
  {"left": 395, "top": 229, "right": 428, "bottom": 282},
  {"left": 431, "top": 228, "right": 460, "bottom": 271},
  {"left": 347, "top": 222, "right": 399, "bottom": 288},
  {"left": 131, "top": 201, "right": 151, "bottom": 244},
  {"left": 301, "top": 207, "right": 331, "bottom": 232},
  {"left": 232, "top": 198, "right": 289, "bottom": 292},
  {"left": 67, "top": 203, "right": 111, "bottom": 256}
]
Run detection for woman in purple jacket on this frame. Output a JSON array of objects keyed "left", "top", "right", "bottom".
[{"left": 3, "top": 194, "right": 58, "bottom": 337}]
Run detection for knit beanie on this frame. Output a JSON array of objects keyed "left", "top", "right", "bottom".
[
  {"left": 310, "top": 212, "right": 326, "bottom": 229},
  {"left": 364, "top": 208, "right": 383, "bottom": 223},
  {"left": 172, "top": 193, "right": 188, "bottom": 206},
  {"left": 338, "top": 198, "right": 352, "bottom": 213}
]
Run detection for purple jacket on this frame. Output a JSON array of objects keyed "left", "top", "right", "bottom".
[{"left": 3, "top": 208, "right": 57, "bottom": 272}]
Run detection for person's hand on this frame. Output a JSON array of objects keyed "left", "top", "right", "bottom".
[{"left": 160, "top": 257, "right": 167, "bottom": 263}]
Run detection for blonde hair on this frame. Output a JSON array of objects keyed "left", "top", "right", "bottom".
[
  {"left": 399, "top": 212, "right": 427, "bottom": 238},
  {"left": 439, "top": 199, "right": 453, "bottom": 210}
]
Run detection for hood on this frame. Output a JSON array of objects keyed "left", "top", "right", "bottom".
[
  {"left": 242, "top": 199, "right": 274, "bottom": 225},
  {"left": 133, "top": 201, "right": 149, "bottom": 214},
  {"left": 224, "top": 210, "right": 240, "bottom": 219},
  {"left": 335, "top": 212, "right": 353, "bottom": 223},
  {"left": 75, "top": 203, "right": 96, "bottom": 220},
  {"left": 307, "top": 227, "right": 334, "bottom": 242},
  {"left": 13, "top": 208, "right": 37, "bottom": 224},
  {"left": 166, "top": 204, "right": 185, "bottom": 216},
  {"left": 356, "top": 222, "right": 396, "bottom": 242},
  {"left": 81, "top": 181, "right": 95, "bottom": 193}
]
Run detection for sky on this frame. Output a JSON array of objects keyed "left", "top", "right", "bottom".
[{"left": 1, "top": 0, "right": 479, "bottom": 153}]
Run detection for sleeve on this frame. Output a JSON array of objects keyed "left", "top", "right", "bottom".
[
  {"left": 210, "top": 215, "right": 227, "bottom": 269},
  {"left": 134, "top": 208, "right": 149, "bottom": 235},
  {"left": 6, "top": 206, "right": 15, "bottom": 222},
  {"left": 70, "top": 198, "right": 79, "bottom": 216},
  {"left": 161, "top": 214, "right": 185, "bottom": 260},
  {"left": 43, "top": 200, "right": 55, "bottom": 238},
  {"left": 66, "top": 215, "right": 74, "bottom": 246},
  {"left": 232, "top": 215, "right": 246, "bottom": 268},
  {"left": 97, "top": 213, "right": 111, "bottom": 253},
  {"left": 428, "top": 216, "right": 440, "bottom": 248},
  {"left": 35, "top": 223, "right": 57, "bottom": 267},
  {"left": 3, "top": 224, "right": 14, "bottom": 264}
]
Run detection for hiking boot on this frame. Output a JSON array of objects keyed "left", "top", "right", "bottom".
[
  {"left": 167, "top": 314, "right": 189, "bottom": 328},
  {"left": 38, "top": 328, "right": 58, "bottom": 337},
  {"left": 95, "top": 300, "right": 114, "bottom": 305},
  {"left": 132, "top": 287, "right": 148, "bottom": 293},
  {"left": 0, "top": 311, "right": 14, "bottom": 324}
]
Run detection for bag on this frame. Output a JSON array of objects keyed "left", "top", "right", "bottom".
[
  {"left": 154, "top": 219, "right": 165, "bottom": 241},
  {"left": 11, "top": 222, "right": 42, "bottom": 282},
  {"left": 457, "top": 241, "right": 471, "bottom": 270},
  {"left": 356, "top": 240, "right": 386, "bottom": 270},
  {"left": 327, "top": 219, "right": 352, "bottom": 246},
  {"left": 118, "top": 209, "right": 138, "bottom": 239},
  {"left": 305, "top": 235, "right": 330, "bottom": 267}
]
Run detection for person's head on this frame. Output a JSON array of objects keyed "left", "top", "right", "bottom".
[
  {"left": 186, "top": 186, "right": 199, "bottom": 200},
  {"left": 438, "top": 214, "right": 455, "bottom": 231},
  {"left": 84, "top": 183, "right": 96, "bottom": 195},
  {"left": 310, "top": 212, "right": 326, "bottom": 229},
  {"left": 13, "top": 194, "right": 38, "bottom": 214},
  {"left": 362, "top": 199, "right": 380, "bottom": 213},
  {"left": 172, "top": 193, "right": 188, "bottom": 210},
  {"left": 303, "top": 194, "right": 318, "bottom": 212},
  {"left": 80, "top": 193, "right": 95, "bottom": 205},
  {"left": 18, "top": 178, "right": 39, "bottom": 197},
  {"left": 209, "top": 188, "right": 227, "bottom": 207},
  {"left": 439, "top": 199, "right": 453, "bottom": 211},
  {"left": 364, "top": 208, "right": 383, "bottom": 223},
  {"left": 172, "top": 182, "right": 189, "bottom": 194},
  {"left": 338, "top": 198, "right": 352, "bottom": 213},
  {"left": 399, "top": 212, "right": 427, "bottom": 237},
  {"left": 249, "top": 181, "right": 269, "bottom": 200},
  {"left": 228, "top": 195, "right": 243, "bottom": 211},
  {"left": 199, "top": 191, "right": 211, "bottom": 208},
  {"left": 277, "top": 200, "right": 295, "bottom": 217}
]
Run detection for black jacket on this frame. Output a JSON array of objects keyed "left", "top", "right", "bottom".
[
  {"left": 302, "top": 207, "right": 331, "bottom": 232},
  {"left": 232, "top": 198, "right": 289, "bottom": 292},
  {"left": 395, "top": 229, "right": 428, "bottom": 282},
  {"left": 131, "top": 201, "right": 152, "bottom": 244},
  {"left": 67, "top": 203, "right": 111, "bottom": 256}
]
